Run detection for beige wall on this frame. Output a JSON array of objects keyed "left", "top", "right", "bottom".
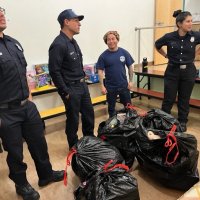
[{"left": 1, "top": 0, "right": 155, "bottom": 67}]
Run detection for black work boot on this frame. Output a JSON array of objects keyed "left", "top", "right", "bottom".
[
  {"left": 38, "top": 170, "right": 64, "bottom": 187},
  {"left": 180, "top": 122, "right": 187, "bottom": 132},
  {"left": 15, "top": 183, "right": 40, "bottom": 200}
]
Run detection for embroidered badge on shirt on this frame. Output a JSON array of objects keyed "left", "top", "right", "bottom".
[
  {"left": 15, "top": 43, "right": 23, "bottom": 51},
  {"left": 190, "top": 36, "right": 195, "bottom": 42},
  {"left": 120, "top": 56, "right": 125, "bottom": 62}
]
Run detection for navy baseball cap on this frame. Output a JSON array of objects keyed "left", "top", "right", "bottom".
[{"left": 57, "top": 9, "right": 84, "bottom": 25}]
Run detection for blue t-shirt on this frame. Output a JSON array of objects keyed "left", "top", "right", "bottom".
[{"left": 96, "top": 47, "right": 134, "bottom": 90}]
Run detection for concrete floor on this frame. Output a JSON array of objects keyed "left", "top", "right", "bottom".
[{"left": 0, "top": 97, "right": 199, "bottom": 200}]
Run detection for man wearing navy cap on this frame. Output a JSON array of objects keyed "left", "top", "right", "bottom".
[{"left": 49, "top": 9, "right": 95, "bottom": 149}]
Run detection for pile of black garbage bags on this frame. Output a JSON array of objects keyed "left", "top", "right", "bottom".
[
  {"left": 68, "top": 136, "right": 140, "bottom": 200},
  {"left": 66, "top": 108, "right": 199, "bottom": 200},
  {"left": 98, "top": 108, "right": 199, "bottom": 190}
]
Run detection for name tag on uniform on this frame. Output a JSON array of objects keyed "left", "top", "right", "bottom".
[{"left": 15, "top": 43, "right": 23, "bottom": 51}]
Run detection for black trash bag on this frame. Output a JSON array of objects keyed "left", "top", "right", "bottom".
[
  {"left": 98, "top": 108, "right": 138, "bottom": 136},
  {"left": 97, "top": 130, "right": 137, "bottom": 168},
  {"left": 135, "top": 118, "right": 199, "bottom": 190},
  {"left": 97, "top": 108, "right": 139, "bottom": 168},
  {"left": 74, "top": 162, "right": 140, "bottom": 200},
  {"left": 142, "top": 109, "right": 182, "bottom": 132},
  {"left": 117, "top": 146, "right": 135, "bottom": 168},
  {"left": 70, "top": 136, "right": 124, "bottom": 181}
]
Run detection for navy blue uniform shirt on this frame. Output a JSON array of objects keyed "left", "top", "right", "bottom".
[
  {"left": 96, "top": 47, "right": 134, "bottom": 90},
  {"left": 155, "top": 30, "right": 200, "bottom": 64},
  {"left": 0, "top": 35, "right": 29, "bottom": 104},
  {"left": 48, "top": 31, "right": 85, "bottom": 96}
]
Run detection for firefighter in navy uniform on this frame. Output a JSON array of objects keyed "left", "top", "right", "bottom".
[
  {"left": 96, "top": 31, "right": 134, "bottom": 118},
  {"left": 155, "top": 10, "right": 200, "bottom": 132},
  {"left": 0, "top": 7, "right": 64, "bottom": 200},
  {"left": 49, "top": 9, "right": 95, "bottom": 149}
]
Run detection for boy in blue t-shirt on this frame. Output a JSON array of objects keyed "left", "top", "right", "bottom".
[{"left": 96, "top": 31, "right": 134, "bottom": 117}]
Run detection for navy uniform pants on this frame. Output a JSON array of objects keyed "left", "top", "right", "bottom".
[
  {"left": 162, "top": 63, "right": 196, "bottom": 123},
  {"left": 60, "top": 82, "right": 94, "bottom": 148},
  {"left": 0, "top": 100, "right": 53, "bottom": 185},
  {"left": 106, "top": 87, "right": 131, "bottom": 118}
]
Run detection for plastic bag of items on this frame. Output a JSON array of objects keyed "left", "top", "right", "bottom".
[
  {"left": 74, "top": 160, "right": 140, "bottom": 200},
  {"left": 98, "top": 108, "right": 139, "bottom": 168},
  {"left": 142, "top": 108, "right": 183, "bottom": 132},
  {"left": 135, "top": 118, "right": 199, "bottom": 190},
  {"left": 64, "top": 136, "right": 124, "bottom": 183},
  {"left": 98, "top": 107, "right": 138, "bottom": 135}
]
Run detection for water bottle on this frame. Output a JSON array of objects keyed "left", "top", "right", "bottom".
[{"left": 142, "top": 57, "right": 148, "bottom": 72}]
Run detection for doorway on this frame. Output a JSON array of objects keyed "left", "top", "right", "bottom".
[{"left": 154, "top": 0, "right": 183, "bottom": 65}]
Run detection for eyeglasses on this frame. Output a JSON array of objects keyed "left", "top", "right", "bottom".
[{"left": 0, "top": 7, "right": 5, "bottom": 15}]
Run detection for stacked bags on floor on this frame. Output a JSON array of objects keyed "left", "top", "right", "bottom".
[
  {"left": 74, "top": 161, "right": 139, "bottom": 200},
  {"left": 98, "top": 107, "right": 139, "bottom": 168},
  {"left": 97, "top": 108, "right": 199, "bottom": 190},
  {"left": 65, "top": 136, "right": 140, "bottom": 200},
  {"left": 65, "top": 107, "right": 199, "bottom": 199}
]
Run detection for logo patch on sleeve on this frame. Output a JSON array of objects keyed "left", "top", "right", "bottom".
[{"left": 120, "top": 56, "right": 125, "bottom": 62}]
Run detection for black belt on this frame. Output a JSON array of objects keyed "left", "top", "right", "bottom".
[
  {"left": 0, "top": 99, "right": 28, "bottom": 109},
  {"left": 168, "top": 63, "right": 193, "bottom": 69},
  {"left": 68, "top": 78, "right": 85, "bottom": 84}
]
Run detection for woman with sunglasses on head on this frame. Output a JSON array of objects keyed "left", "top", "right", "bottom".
[{"left": 155, "top": 10, "right": 200, "bottom": 132}]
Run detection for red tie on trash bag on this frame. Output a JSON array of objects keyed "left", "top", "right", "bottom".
[
  {"left": 126, "top": 103, "right": 147, "bottom": 117},
  {"left": 103, "top": 160, "right": 129, "bottom": 173},
  {"left": 164, "top": 124, "right": 179, "bottom": 165},
  {"left": 100, "top": 135, "right": 107, "bottom": 141},
  {"left": 64, "top": 148, "right": 77, "bottom": 186}
]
